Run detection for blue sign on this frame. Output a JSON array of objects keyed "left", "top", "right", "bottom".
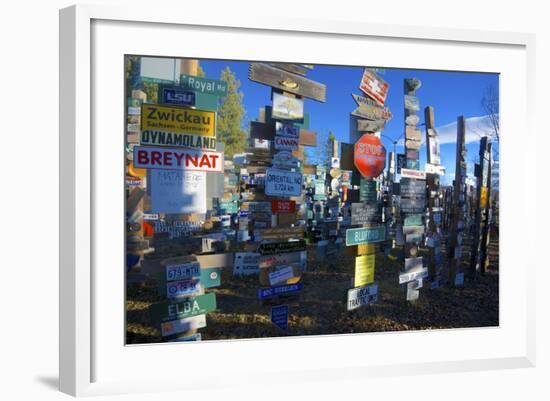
[
  {"left": 160, "top": 86, "right": 196, "bottom": 106},
  {"left": 270, "top": 305, "right": 289, "bottom": 331},
  {"left": 258, "top": 283, "right": 303, "bottom": 300}
]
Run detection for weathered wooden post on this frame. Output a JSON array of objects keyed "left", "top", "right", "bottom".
[{"left": 479, "top": 142, "right": 493, "bottom": 274}]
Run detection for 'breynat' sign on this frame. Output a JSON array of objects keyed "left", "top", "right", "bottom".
[
  {"left": 265, "top": 168, "right": 303, "bottom": 197},
  {"left": 134, "top": 146, "right": 223, "bottom": 172}
]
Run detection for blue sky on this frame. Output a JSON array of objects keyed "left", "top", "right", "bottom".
[{"left": 199, "top": 60, "right": 499, "bottom": 185}]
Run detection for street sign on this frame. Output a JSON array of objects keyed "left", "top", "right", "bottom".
[
  {"left": 160, "top": 314, "right": 207, "bottom": 337},
  {"left": 180, "top": 74, "right": 228, "bottom": 96},
  {"left": 351, "top": 202, "right": 382, "bottom": 225},
  {"left": 351, "top": 94, "right": 392, "bottom": 120},
  {"left": 265, "top": 168, "right": 303, "bottom": 197},
  {"left": 258, "top": 283, "right": 303, "bottom": 300},
  {"left": 270, "top": 305, "right": 289, "bottom": 331},
  {"left": 259, "top": 240, "right": 306, "bottom": 255},
  {"left": 134, "top": 146, "right": 223, "bottom": 172},
  {"left": 272, "top": 92, "right": 304, "bottom": 121},
  {"left": 346, "top": 226, "right": 386, "bottom": 246},
  {"left": 354, "top": 134, "right": 386, "bottom": 178},
  {"left": 359, "top": 69, "right": 389, "bottom": 106},
  {"left": 354, "top": 254, "right": 375, "bottom": 287},
  {"left": 149, "top": 293, "right": 216, "bottom": 323},
  {"left": 249, "top": 63, "right": 327, "bottom": 102},
  {"left": 141, "top": 104, "right": 216, "bottom": 137},
  {"left": 347, "top": 283, "right": 378, "bottom": 311}
]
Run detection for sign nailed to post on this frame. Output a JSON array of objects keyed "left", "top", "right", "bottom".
[
  {"left": 354, "top": 134, "right": 387, "bottom": 178},
  {"left": 134, "top": 146, "right": 223, "bottom": 172},
  {"left": 141, "top": 104, "right": 215, "bottom": 137},
  {"left": 265, "top": 168, "right": 303, "bottom": 197},
  {"left": 346, "top": 226, "right": 386, "bottom": 246},
  {"left": 359, "top": 69, "right": 389, "bottom": 106}
]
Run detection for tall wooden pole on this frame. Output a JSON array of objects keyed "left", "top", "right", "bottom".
[
  {"left": 479, "top": 142, "right": 493, "bottom": 274},
  {"left": 470, "top": 136, "right": 488, "bottom": 277}
]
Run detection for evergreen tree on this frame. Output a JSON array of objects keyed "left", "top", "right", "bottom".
[{"left": 217, "top": 67, "right": 247, "bottom": 158}]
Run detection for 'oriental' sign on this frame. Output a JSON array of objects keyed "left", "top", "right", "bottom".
[
  {"left": 346, "top": 226, "right": 386, "bottom": 246},
  {"left": 359, "top": 69, "right": 389, "bottom": 106},
  {"left": 141, "top": 104, "right": 215, "bottom": 137},
  {"left": 134, "top": 146, "right": 223, "bottom": 172},
  {"left": 354, "top": 134, "right": 386, "bottom": 178},
  {"left": 265, "top": 168, "right": 303, "bottom": 197}
]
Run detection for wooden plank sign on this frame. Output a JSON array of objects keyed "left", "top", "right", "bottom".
[
  {"left": 265, "top": 168, "right": 303, "bottom": 197},
  {"left": 141, "top": 104, "right": 215, "bottom": 137},
  {"left": 149, "top": 293, "right": 216, "bottom": 323},
  {"left": 351, "top": 94, "right": 393, "bottom": 121},
  {"left": 269, "top": 63, "right": 309, "bottom": 76},
  {"left": 249, "top": 63, "right": 326, "bottom": 102},
  {"left": 356, "top": 119, "right": 386, "bottom": 133},
  {"left": 134, "top": 146, "right": 223, "bottom": 172},
  {"left": 346, "top": 226, "right": 386, "bottom": 246},
  {"left": 359, "top": 69, "right": 389, "bottom": 106},
  {"left": 160, "top": 314, "right": 207, "bottom": 337},
  {"left": 347, "top": 283, "right": 378, "bottom": 311}
]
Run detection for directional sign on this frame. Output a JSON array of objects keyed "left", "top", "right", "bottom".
[
  {"left": 141, "top": 104, "right": 216, "bottom": 137},
  {"left": 351, "top": 94, "right": 393, "bottom": 121},
  {"left": 265, "top": 168, "right": 303, "bottom": 197},
  {"left": 134, "top": 146, "right": 223, "bottom": 172},
  {"left": 259, "top": 240, "right": 306, "bottom": 255},
  {"left": 351, "top": 202, "right": 382, "bottom": 225},
  {"left": 258, "top": 282, "right": 303, "bottom": 300},
  {"left": 249, "top": 63, "right": 326, "bottom": 102},
  {"left": 354, "top": 134, "right": 386, "bottom": 178},
  {"left": 347, "top": 283, "right": 378, "bottom": 311},
  {"left": 149, "top": 293, "right": 216, "bottom": 323},
  {"left": 180, "top": 74, "right": 228, "bottom": 96},
  {"left": 346, "top": 226, "right": 386, "bottom": 246},
  {"left": 359, "top": 69, "right": 389, "bottom": 106},
  {"left": 160, "top": 314, "right": 207, "bottom": 337},
  {"left": 270, "top": 305, "right": 289, "bottom": 331}
]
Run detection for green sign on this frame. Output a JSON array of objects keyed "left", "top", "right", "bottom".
[
  {"left": 149, "top": 292, "right": 217, "bottom": 323},
  {"left": 346, "top": 226, "right": 386, "bottom": 246},
  {"left": 180, "top": 74, "right": 228, "bottom": 97},
  {"left": 360, "top": 179, "right": 377, "bottom": 202},
  {"left": 195, "top": 92, "right": 219, "bottom": 112},
  {"left": 200, "top": 267, "right": 222, "bottom": 289}
]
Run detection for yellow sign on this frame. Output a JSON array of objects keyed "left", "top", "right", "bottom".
[
  {"left": 480, "top": 187, "right": 488, "bottom": 208},
  {"left": 357, "top": 244, "right": 376, "bottom": 256},
  {"left": 141, "top": 104, "right": 216, "bottom": 137},
  {"left": 354, "top": 254, "right": 375, "bottom": 287}
]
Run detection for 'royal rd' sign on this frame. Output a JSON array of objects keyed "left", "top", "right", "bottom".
[{"left": 354, "top": 134, "right": 386, "bottom": 178}]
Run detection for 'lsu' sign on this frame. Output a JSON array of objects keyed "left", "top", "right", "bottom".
[{"left": 141, "top": 104, "right": 216, "bottom": 137}]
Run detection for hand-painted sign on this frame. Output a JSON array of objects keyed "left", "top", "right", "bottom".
[
  {"left": 404, "top": 95, "right": 420, "bottom": 111},
  {"left": 258, "top": 283, "right": 303, "bottom": 300},
  {"left": 346, "top": 226, "right": 386, "bottom": 246},
  {"left": 268, "top": 266, "right": 296, "bottom": 286},
  {"left": 233, "top": 252, "right": 261, "bottom": 275},
  {"left": 160, "top": 314, "right": 207, "bottom": 337},
  {"left": 275, "top": 121, "right": 300, "bottom": 138},
  {"left": 272, "top": 92, "right": 304, "bottom": 120},
  {"left": 400, "top": 168, "right": 426, "bottom": 179},
  {"left": 274, "top": 135, "right": 299, "bottom": 151},
  {"left": 351, "top": 202, "right": 382, "bottom": 225},
  {"left": 159, "top": 86, "right": 196, "bottom": 106},
  {"left": 265, "top": 168, "right": 303, "bottom": 197},
  {"left": 166, "top": 261, "right": 200, "bottom": 282},
  {"left": 140, "top": 130, "right": 216, "bottom": 150},
  {"left": 347, "top": 283, "right": 378, "bottom": 311},
  {"left": 354, "top": 254, "right": 375, "bottom": 287},
  {"left": 166, "top": 279, "right": 202, "bottom": 299},
  {"left": 359, "top": 69, "right": 389, "bottom": 106},
  {"left": 270, "top": 305, "right": 289, "bottom": 331},
  {"left": 249, "top": 63, "right": 327, "bottom": 102},
  {"left": 354, "top": 134, "right": 386, "bottom": 178},
  {"left": 351, "top": 93, "right": 392, "bottom": 120},
  {"left": 149, "top": 293, "right": 216, "bottom": 323},
  {"left": 141, "top": 104, "right": 215, "bottom": 137},
  {"left": 180, "top": 74, "right": 228, "bottom": 96},
  {"left": 259, "top": 240, "right": 306, "bottom": 255},
  {"left": 151, "top": 170, "right": 207, "bottom": 214},
  {"left": 272, "top": 200, "right": 296, "bottom": 213},
  {"left": 134, "top": 146, "right": 223, "bottom": 172}
]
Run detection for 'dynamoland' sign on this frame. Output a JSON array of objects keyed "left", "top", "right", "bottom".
[
  {"left": 140, "top": 130, "right": 216, "bottom": 150},
  {"left": 354, "top": 134, "right": 386, "bottom": 178},
  {"left": 265, "top": 168, "right": 303, "bottom": 197},
  {"left": 134, "top": 146, "right": 223, "bottom": 172},
  {"left": 141, "top": 104, "right": 216, "bottom": 137},
  {"left": 346, "top": 226, "right": 386, "bottom": 246}
]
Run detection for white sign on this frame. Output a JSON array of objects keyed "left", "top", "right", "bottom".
[
  {"left": 233, "top": 252, "right": 261, "bottom": 276},
  {"left": 273, "top": 151, "right": 300, "bottom": 170},
  {"left": 160, "top": 314, "right": 207, "bottom": 337},
  {"left": 425, "top": 163, "right": 445, "bottom": 175},
  {"left": 265, "top": 168, "right": 303, "bottom": 197},
  {"left": 275, "top": 121, "right": 299, "bottom": 138},
  {"left": 268, "top": 266, "right": 295, "bottom": 286},
  {"left": 331, "top": 157, "right": 340, "bottom": 168},
  {"left": 274, "top": 135, "right": 299, "bottom": 151},
  {"left": 166, "top": 279, "right": 202, "bottom": 299},
  {"left": 401, "top": 168, "right": 426, "bottom": 179},
  {"left": 254, "top": 138, "right": 271, "bottom": 149},
  {"left": 347, "top": 283, "right": 379, "bottom": 311},
  {"left": 143, "top": 213, "right": 159, "bottom": 221},
  {"left": 150, "top": 170, "right": 207, "bottom": 214},
  {"left": 399, "top": 267, "right": 429, "bottom": 284}
]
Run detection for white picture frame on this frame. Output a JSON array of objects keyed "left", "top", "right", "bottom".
[{"left": 59, "top": 4, "right": 536, "bottom": 397}]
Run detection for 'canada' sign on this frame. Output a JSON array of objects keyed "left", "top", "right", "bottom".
[
  {"left": 354, "top": 134, "right": 386, "bottom": 178},
  {"left": 134, "top": 146, "right": 223, "bottom": 172}
]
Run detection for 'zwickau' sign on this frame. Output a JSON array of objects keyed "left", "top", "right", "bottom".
[
  {"left": 346, "top": 226, "right": 386, "bottom": 246},
  {"left": 141, "top": 104, "right": 215, "bottom": 137},
  {"left": 265, "top": 168, "right": 303, "bottom": 197},
  {"left": 351, "top": 202, "right": 382, "bottom": 225}
]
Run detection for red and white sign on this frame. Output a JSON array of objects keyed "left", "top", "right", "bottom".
[
  {"left": 133, "top": 146, "right": 223, "bottom": 172},
  {"left": 354, "top": 134, "right": 386, "bottom": 178},
  {"left": 401, "top": 168, "right": 426, "bottom": 179},
  {"left": 271, "top": 200, "right": 296, "bottom": 213},
  {"left": 359, "top": 69, "right": 389, "bottom": 106},
  {"left": 274, "top": 135, "right": 299, "bottom": 151}
]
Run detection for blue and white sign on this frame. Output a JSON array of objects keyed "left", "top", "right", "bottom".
[
  {"left": 258, "top": 283, "right": 303, "bottom": 300},
  {"left": 160, "top": 86, "right": 196, "bottom": 106},
  {"left": 270, "top": 305, "right": 289, "bottom": 331},
  {"left": 265, "top": 168, "right": 303, "bottom": 197}
]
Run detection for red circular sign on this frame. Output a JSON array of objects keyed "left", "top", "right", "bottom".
[{"left": 354, "top": 134, "right": 386, "bottom": 178}]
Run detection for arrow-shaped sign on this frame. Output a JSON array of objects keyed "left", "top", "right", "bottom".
[{"left": 351, "top": 94, "right": 393, "bottom": 121}]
